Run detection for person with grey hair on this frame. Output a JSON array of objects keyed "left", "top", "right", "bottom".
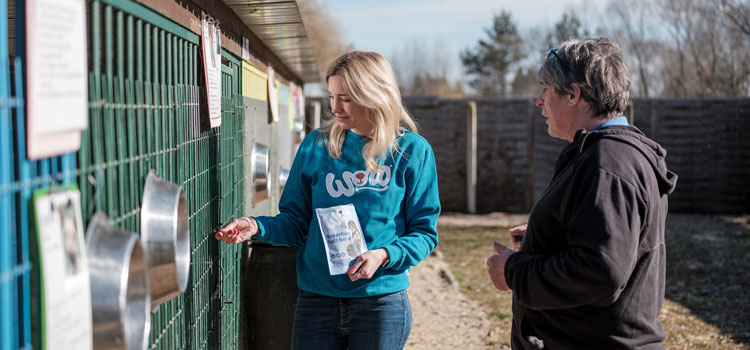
[{"left": 487, "top": 37, "right": 677, "bottom": 349}]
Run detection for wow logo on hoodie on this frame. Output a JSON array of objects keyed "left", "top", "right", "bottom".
[{"left": 325, "top": 166, "right": 391, "bottom": 198}]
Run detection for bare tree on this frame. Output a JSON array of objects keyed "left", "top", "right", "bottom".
[
  {"left": 658, "top": 0, "right": 750, "bottom": 97},
  {"left": 718, "top": 0, "right": 750, "bottom": 36},
  {"left": 659, "top": 0, "right": 694, "bottom": 96},
  {"left": 298, "top": 0, "right": 349, "bottom": 80},
  {"left": 510, "top": 12, "right": 591, "bottom": 98},
  {"left": 606, "top": 0, "right": 664, "bottom": 97},
  {"left": 390, "top": 40, "right": 465, "bottom": 98}
]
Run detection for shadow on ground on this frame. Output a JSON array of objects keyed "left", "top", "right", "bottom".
[{"left": 664, "top": 214, "right": 750, "bottom": 347}]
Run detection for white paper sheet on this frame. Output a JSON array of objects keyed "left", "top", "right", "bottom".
[
  {"left": 26, "top": 0, "right": 88, "bottom": 160},
  {"left": 201, "top": 11, "right": 222, "bottom": 128},
  {"left": 268, "top": 65, "right": 279, "bottom": 122},
  {"left": 33, "top": 187, "right": 92, "bottom": 350}
]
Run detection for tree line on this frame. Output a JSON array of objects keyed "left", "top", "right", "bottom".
[
  {"left": 411, "top": 0, "right": 750, "bottom": 98},
  {"left": 300, "top": 0, "right": 749, "bottom": 99}
]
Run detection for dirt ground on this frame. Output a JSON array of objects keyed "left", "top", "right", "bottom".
[
  {"left": 405, "top": 212, "right": 750, "bottom": 350},
  {"left": 406, "top": 213, "right": 528, "bottom": 350}
]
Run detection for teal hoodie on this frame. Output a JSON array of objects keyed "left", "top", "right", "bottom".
[{"left": 254, "top": 129, "right": 440, "bottom": 297}]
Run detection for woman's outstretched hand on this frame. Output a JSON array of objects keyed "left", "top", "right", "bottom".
[{"left": 215, "top": 217, "right": 258, "bottom": 244}]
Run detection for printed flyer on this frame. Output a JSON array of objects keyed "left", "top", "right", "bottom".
[
  {"left": 268, "top": 65, "right": 279, "bottom": 122},
  {"left": 25, "top": 0, "right": 88, "bottom": 160},
  {"left": 32, "top": 186, "right": 92, "bottom": 350},
  {"left": 315, "top": 204, "right": 367, "bottom": 275},
  {"left": 201, "top": 11, "right": 222, "bottom": 128}
]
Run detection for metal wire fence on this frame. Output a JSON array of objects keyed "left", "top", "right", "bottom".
[
  {"left": 2, "top": 0, "right": 246, "bottom": 348},
  {"left": 1, "top": 0, "right": 79, "bottom": 349}
]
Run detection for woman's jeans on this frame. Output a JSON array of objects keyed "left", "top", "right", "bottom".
[{"left": 291, "top": 289, "right": 412, "bottom": 350}]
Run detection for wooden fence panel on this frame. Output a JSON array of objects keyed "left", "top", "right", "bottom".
[
  {"left": 407, "top": 98, "right": 468, "bottom": 212},
  {"left": 405, "top": 97, "right": 750, "bottom": 214}
]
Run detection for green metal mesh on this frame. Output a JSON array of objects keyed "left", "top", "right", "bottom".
[{"left": 81, "top": 1, "right": 244, "bottom": 348}]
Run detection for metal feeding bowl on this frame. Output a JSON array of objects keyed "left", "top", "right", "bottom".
[
  {"left": 293, "top": 119, "right": 305, "bottom": 144},
  {"left": 140, "top": 171, "right": 190, "bottom": 309},
  {"left": 279, "top": 167, "right": 290, "bottom": 195},
  {"left": 86, "top": 212, "right": 150, "bottom": 350},
  {"left": 250, "top": 140, "right": 270, "bottom": 205}
]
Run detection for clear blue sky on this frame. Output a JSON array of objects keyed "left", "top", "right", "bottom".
[
  {"left": 327, "top": 0, "right": 588, "bottom": 54},
  {"left": 306, "top": 0, "right": 593, "bottom": 95}
]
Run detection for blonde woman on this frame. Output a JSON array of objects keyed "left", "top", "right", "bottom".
[{"left": 217, "top": 51, "right": 440, "bottom": 349}]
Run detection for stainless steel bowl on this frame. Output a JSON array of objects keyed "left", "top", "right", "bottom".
[
  {"left": 250, "top": 140, "right": 270, "bottom": 204},
  {"left": 293, "top": 119, "right": 305, "bottom": 144},
  {"left": 86, "top": 212, "right": 150, "bottom": 350},
  {"left": 140, "top": 171, "right": 190, "bottom": 309},
  {"left": 279, "top": 167, "right": 290, "bottom": 195}
]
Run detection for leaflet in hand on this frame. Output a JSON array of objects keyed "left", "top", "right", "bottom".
[{"left": 315, "top": 204, "right": 368, "bottom": 275}]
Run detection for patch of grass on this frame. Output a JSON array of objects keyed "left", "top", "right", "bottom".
[
  {"left": 437, "top": 214, "right": 750, "bottom": 350},
  {"left": 489, "top": 311, "right": 511, "bottom": 320}
]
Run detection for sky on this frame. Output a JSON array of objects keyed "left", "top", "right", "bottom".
[{"left": 306, "top": 0, "right": 595, "bottom": 96}]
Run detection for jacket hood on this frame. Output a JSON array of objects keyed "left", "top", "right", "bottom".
[{"left": 573, "top": 126, "right": 678, "bottom": 195}]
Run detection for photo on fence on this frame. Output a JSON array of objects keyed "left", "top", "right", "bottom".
[
  {"left": 32, "top": 186, "right": 92, "bottom": 349},
  {"left": 315, "top": 204, "right": 368, "bottom": 275},
  {"left": 58, "top": 199, "right": 82, "bottom": 276}
]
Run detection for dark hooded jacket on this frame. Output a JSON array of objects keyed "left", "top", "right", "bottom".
[{"left": 505, "top": 126, "right": 677, "bottom": 350}]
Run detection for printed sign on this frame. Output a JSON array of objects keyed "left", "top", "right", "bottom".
[
  {"left": 32, "top": 186, "right": 92, "bottom": 350},
  {"left": 289, "top": 82, "right": 297, "bottom": 130},
  {"left": 296, "top": 86, "right": 305, "bottom": 119},
  {"left": 25, "top": 0, "right": 88, "bottom": 160},
  {"left": 201, "top": 11, "right": 222, "bottom": 128},
  {"left": 242, "top": 37, "right": 250, "bottom": 61},
  {"left": 315, "top": 204, "right": 368, "bottom": 275},
  {"left": 291, "top": 83, "right": 305, "bottom": 132},
  {"left": 268, "top": 65, "right": 279, "bottom": 122}
]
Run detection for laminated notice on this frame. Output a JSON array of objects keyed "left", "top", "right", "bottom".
[{"left": 315, "top": 204, "right": 368, "bottom": 275}]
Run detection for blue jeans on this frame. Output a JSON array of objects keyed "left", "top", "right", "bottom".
[{"left": 291, "top": 290, "right": 412, "bottom": 350}]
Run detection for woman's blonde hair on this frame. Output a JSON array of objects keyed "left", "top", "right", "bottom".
[{"left": 323, "top": 51, "right": 417, "bottom": 172}]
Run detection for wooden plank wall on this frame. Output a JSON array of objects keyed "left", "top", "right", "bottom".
[
  {"left": 407, "top": 97, "right": 467, "bottom": 212},
  {"left": 405, "top": 97, "right": 750, "bottom": 214},
  {"left": 632, "top": 98, "right": 750, "bottom": 213}
]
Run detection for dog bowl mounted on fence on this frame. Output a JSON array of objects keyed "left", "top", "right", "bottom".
[
  {"left": 279, "top": 167, "right": 290, "bottom": 195},
  {"left": 140, "top": 171, "right": 191, "bottom": 310},
  {"left": 251, "top": 140, "right": 270, "bottom": 205},
  {"left": 293, "top": 119, "right": 305, "bottom": 144},
  {"left": 86, "top": 213, "right": 150, "bottom": 350}
]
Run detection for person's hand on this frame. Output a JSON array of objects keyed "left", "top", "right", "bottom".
[
  {"left": 509, "top": 224, "right": 527, "bottom": 251},
  {"left": 215, "top": 217, "right": 258, "bottom": 244},
  {"left": 487, "top": 240, "right": 515, "bottom": 291},
  {"left": 347, "top": 248, "right": 389, "bottom": 282}
]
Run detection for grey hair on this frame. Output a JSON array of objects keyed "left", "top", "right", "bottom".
[{"left": 539, "top": 37, "right": 630, "bottom": 118}]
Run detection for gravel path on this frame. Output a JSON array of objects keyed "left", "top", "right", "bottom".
[
  {"left": 405, "top": 212, "right": 527, "bottom": 349},
  {"left": 406, "top": 251, "right": 495, "bottom": 350}
]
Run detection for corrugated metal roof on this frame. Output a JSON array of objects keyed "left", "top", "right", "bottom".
[{"left": 224, "top": 0, "right": 320, "bottom": 82}]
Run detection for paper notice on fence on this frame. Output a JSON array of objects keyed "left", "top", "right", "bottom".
[
  {"left": 268, "top": 65, "right": 279, "bottom": 122},
  {"left": 201, "top": 11, "right": 222, "bottom": 128},
  {"left": 242, "top": 37, "right": 250, "bottom": 61},
  {"left": 32, "top": 186, "right": 92, "bottom": 350},
  {"left": 315, "top": 204, "right": 368, "bottom": 275},
  {"left": 25, "top": 0, "right": 88, "bottom": 159}
]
